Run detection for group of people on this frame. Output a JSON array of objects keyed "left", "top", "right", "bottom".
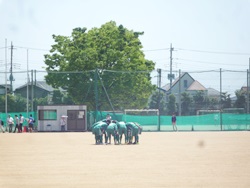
[
  {"left": 0, "top": 114, "right": 35, "bottom": 133},
  {"left": 91, "top": 114, "right": 142, "bottom": 145}
]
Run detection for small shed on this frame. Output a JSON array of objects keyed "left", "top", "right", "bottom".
[{"left": 37, "top": 105, "right": 87, "bottom": 132}]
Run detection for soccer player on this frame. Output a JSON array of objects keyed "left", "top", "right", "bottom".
[
  {"left": 126, "top": 122, "right": 139, "bottom": 144},
  {"left": 117, "top": 121, "right": 128, "bottom": 144},
  {"left": 106, "top": 114, "right": 111, "bottom": 125}
]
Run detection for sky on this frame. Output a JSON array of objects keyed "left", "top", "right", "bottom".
[{"left": 0, "top": 0, "right": 250, "bottom": 96}]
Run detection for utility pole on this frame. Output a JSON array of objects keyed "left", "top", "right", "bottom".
[
  {"left": 169, "top": 43, "right": 175, "bottom": 94},
  {"left": 9, "top": 42, "right": 14, "bottom": 93}
]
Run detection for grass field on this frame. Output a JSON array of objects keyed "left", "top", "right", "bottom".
[{"left": 0, "top": 131, "right": 249, "bottom": 188}]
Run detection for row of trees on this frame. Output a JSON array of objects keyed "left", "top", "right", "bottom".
[
  {"left": 0, "top": 88, "right": 247, "bottom": 115},
  {"left": 149, "top": 90, "right": 248, "bottom": 115},
  {"left": 0, "top": 90, "right": 74, "bottom": 113}
]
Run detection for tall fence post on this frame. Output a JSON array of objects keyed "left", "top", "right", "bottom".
[
  {"left": 220, "top": 68, "right": 223, "bottom": 131},
  {"left": 94, "top": 69, "right": 98, "bottom": 121},
  {"left": 247, "top": 69, "right": 249, "bottom": 114},
  {"left": 157, "top": 68, "right": 161, "bottom": 131}
]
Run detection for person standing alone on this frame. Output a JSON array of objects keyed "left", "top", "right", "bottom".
[{"left": 172, "top": 113, "right": 178, "bottom": 131}]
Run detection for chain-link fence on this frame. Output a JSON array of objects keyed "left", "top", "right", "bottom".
[{"left": 0, "top": 68, "right": 249, "bottom": 131}]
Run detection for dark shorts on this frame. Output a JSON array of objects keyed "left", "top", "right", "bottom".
[{"left": 29, "top": 123, "right": 33, "bottom": 128}]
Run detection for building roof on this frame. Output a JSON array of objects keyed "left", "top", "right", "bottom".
[
  {"left": 241, "top": 86, "right": 248, "bottom": 92},
  {"left": 187, "top": 80, "right": 206, "bottom": 91},
  {"left": 15, "top": 81, "right": 54, "bottom": 92},
  {"left": 162, "top": 72, "right": 194, "bottom": 92},
  {"left": 207, "top": 87, "right": 220, "bottom": 96}
]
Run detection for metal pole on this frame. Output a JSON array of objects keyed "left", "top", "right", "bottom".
[
  {"left": 170, "top": 43, "right": 173, "bottom": 94},
  {"left": 178, "top": 69, "right": 181, "bottom": 116},
  {"left": 247, "top": 69, "right": 249, "bottom": 114},
  {"left": 27, "top": 49, "right": 29, "bottom": 118},
  {"left": 157, "top": 68, "right": 161, "bottom": 131},
  {"left": 10, "top": 42, "right": 13, "bottom": 93},
  {"left": 248, "top": 58, "right": 250, "bottom": 113},
  {"left": 94, "top": 69, "right": 98, "bottom": 121},
  {"left": 220, "top": 68, "right": 222, "bottom": 131},
  {"left": 5, "top": 39, "right": 8, "bottom": 120},
  {"left": 35, "top": 69, "right": 36, "bottom": 103},
  {"left": 31, "top": 70, "right": 34, "bottom": 112}
]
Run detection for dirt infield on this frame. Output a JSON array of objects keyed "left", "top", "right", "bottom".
[{"left": 0, "top": 131, "right": 249, "bottom": 188}]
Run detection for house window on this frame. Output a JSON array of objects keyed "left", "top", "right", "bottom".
[
  {"left": 39, "top": 110, "right": 57, "bottom": 120},
  {"left": 184, "top": 80, "right": 188, "bottom": 88}
]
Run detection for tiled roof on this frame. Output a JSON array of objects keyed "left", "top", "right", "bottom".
[
  {"left": 207, "top": 87, "right": 220, "bottom": 96},
  {"left": 162, "top": 72, "right": 194, "bottom": 91},
  {"left": 186, "top": 80, "right": 206, "bottom": 91}
]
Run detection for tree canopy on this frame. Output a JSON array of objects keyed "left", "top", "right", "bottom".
[{"left": 44, "top": 21, "right": 155, "bottom": 110}]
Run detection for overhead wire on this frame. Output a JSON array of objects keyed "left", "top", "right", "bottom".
[
  {"left": 176, "top": 48, "right": 250, "bottom": 56},
  {"left": 175, "top": 58, "right": 247, "bottom": 67}
]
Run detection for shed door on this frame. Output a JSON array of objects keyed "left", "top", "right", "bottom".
[{"left": 67, "top": 110, "right": 86, "bottom": 131}]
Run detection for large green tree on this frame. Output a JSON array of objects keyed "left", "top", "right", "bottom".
[{"left": 44, "top": 21, "right": 155, "bottom": 110}]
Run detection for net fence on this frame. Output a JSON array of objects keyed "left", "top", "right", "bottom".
[
  {"left": 0, "top": 68, "right": 250, "bottom": 131},
  {"left": 0, "top": 111, "right": 249, "bottom": 131}
]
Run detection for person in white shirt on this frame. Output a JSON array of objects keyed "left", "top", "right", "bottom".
[
  {"left": 7, "top": 114, "right": 14, "bottom": 133},
  {"left": 19, "top": 114, "right": 24, "bottom": 133}
]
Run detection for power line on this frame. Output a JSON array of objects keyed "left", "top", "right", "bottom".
[
  {"left": 15, "top": 45, "right": 50, "bottom": 52},
  {"left": 176, "top": 58, "right": 247, "bottom": 67},
  {"left": 176, "top": 48, "right": 250, "bottom": 56},
  {"left": 143, "top": 48, "right": 170, "bottom": 52}
]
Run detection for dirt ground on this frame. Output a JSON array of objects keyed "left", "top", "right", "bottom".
[{"left": 0, "top": 131, "right": 249, "bottom": 188}]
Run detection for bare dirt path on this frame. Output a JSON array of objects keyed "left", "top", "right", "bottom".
[{"left": 0, "top": 131, "right": 249, "bottom": 188}]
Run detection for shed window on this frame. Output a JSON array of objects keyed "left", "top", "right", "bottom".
[
  {"left": 184, "top": 80, "right": 188, "bottom": 88},
  {"left": 39, "top": 110, "right": 57, "bottom": 120}
]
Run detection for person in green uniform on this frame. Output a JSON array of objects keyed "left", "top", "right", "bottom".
[
  {"left": 126, "top": 122, "right": 139, "bottom": 144},
  {"left": 91, "top": 121, "right": 108, "bottom": 144},
  {"left": 106, "top": 121, "right": 119, "bottom": 144},
  {"left": 117, "top": 121, "right": 128, "bottom": 144}
]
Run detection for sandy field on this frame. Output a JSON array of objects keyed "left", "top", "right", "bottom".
[{"left": 0, "top": 131, "right": 249, "bottom": 188}]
